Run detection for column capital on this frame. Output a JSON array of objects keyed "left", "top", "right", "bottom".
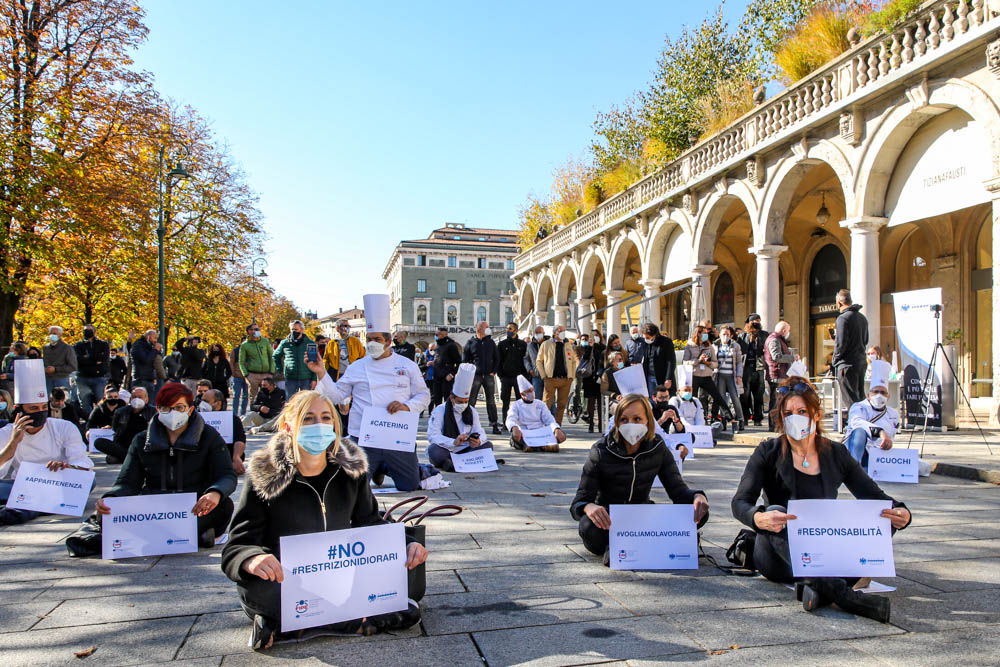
[
  {"left": 604, "top": 288, "right": 627, "bottom": 299},
  {"left": 748, "top": 245, "right": 787, "bottom": 258},
  {"left": 575, "top": 297, "right": 595, "bottom": 306},
  {"left": 984, "top": 176, "right": 1000, "bottom": 196},
  {"left": 690, "top": 264, "right": 718, "bottom": 277},
  {"left": 552, "top": 304, "right": 571, "bottom": 313},
  {"left": 641, "top": 278, "right": 663, "bottom": 290},
  {"left": 840, "top": 216, "right": 888, "bottom": 232},
  {"left": 534, "top": 308, "right": 549, "bottom": 316}
]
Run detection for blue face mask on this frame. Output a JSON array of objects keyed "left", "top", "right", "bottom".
[
  {"left": 682, "top": 391, "right": 693, "bottom": 401},
  {"left": 297, "top": 423, "right": 336, "bottom": 455},
  {"left": 0, "top": 402, "right": 6, "bottom": 411},
  {"left": 615, "top": 361, "right": 624, "bottom": 369},
  {"left": 700, "top": 333, "right": 709, "bottom": 342}
]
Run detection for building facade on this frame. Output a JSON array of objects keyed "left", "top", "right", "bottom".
[
  {"left": 315, "top": 307, "right": 366, "bottom": 340},
  {"left": 383, "top": 223, "right": 518, "bottom": 346},
  {"left": 511, "top": 1, "right": 1000, "bottom": 420}
]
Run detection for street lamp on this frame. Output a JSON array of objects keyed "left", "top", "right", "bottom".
[
  {"left": 250, "top": 257, "right": 268, "bottom": 324},
  {"left": 157, "top": 145, "right": 191, "bottom": 345}
]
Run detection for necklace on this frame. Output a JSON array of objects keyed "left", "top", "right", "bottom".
[{"left": 801, "top": 455, "right": 810, "bottom": 468}]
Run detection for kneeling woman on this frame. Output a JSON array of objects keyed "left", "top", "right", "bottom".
[
  {"left": 730, "top": 376, "right": 911, "bottom": 623},
  {"left": 570, "top": 394, "right": 709, "bottom": 564},
  {"left": 221, "top": 391, "right": 429, "bottom": 650}
]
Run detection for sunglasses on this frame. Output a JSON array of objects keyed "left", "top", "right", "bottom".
[{"left": 776, "top": 382, "right": 815, "bottom": 395}]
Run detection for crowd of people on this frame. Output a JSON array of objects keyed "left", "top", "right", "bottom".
[{"left": 0, "top": 288, "right": 913, "bottom": 649}]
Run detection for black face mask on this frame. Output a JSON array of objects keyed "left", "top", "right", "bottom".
[
  {"left": 105, "top": 399, "right": 123, "bottom": 408},
  {"left": 83, "top": 330, "right": 95, "bottom": 339},
  {"left": 656, "top": 401, "right": 672, "bottom": 412},
  {"left": 292, "top": 332, "right": 302, "bottom": 341},
  {"left": 506, "top": 331, "right": 515, "bottom": 339},
  {"left": 17, "top": 409, "right": 48, "bottom": 428}
]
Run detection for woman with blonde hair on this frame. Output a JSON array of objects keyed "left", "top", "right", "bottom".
[
  {"left": 569, "top": 393, "right": 709, "bottom": 565},
  {"left": 221, "top": 390, "right": 429, "bottom": 650}
]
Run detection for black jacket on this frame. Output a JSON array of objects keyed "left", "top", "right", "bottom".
[
  {"left": 180, "top": 345, "right": 206, "bottom": 379},
  {"left": 202, "top": 355, "right": 232, "bottom": 392},
  {"left": 130, "top": 337, "right": 160, "bottom": 382},
  {"left": 110, "top": 403, "right": 158, "bottom": 451},
  {"left": 105, "top": 412, "right": 237, "bottom": 499},
  {"left": 221, "top": 433, "right": 410, "bottom": 583},
  {"left": 463, "top": 335, "right": 498, "bottom": 376},
  {"left": 636, "top": 335, "right": 676, "bottom": 386},
  {"left": 570, "top": 432, "right": 704, "bottom": 520},
  {"left": 497, "top": 336, "right": 528, "bottom": 377},
  {"left": 731, "top": 436, "right": 911, "bottom": 530},
  {"left": 74, "top": 338, "right": 110, "bottom": 378},
  {"left": 87, "top": 399, "right": 125, "bottom": 430},
  {"left": 109, "top": 356, "right": 127, "bottom": 386},
  {"left": 252, "top": 387, "right": 285, "bottom": 415},
  {"left": 832, "top": 304, "right": 869, "bottom": 369},
  {"left": 736, "top": 329, "right": 766, "bottom": 373},
  {"left": 434, "top": 336, "right": 462, "bottom": 379},
  {"left": 392, "top": 341, "right": 416, "bottom": 361}
]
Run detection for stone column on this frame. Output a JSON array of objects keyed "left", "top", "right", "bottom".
[
  {"left": 552, "top": 305, "right": 570, "bottom": 329},
  {"left": 533, "top": 309, "right": 549, "bottom": 329},
  {"left": 575, "top": 298, "right": 595, "bottom": 332},
  {"left": 988, "top": 181, "right": 1000, "bottom": 424},
  {"left": 604, "top": 289, "right": 626, "bottom": 338},
  {"left": 640, "top": 279, "right": 663, "bottom": 330},
  {"left": 689, "top": 266, "right": 717, "bottom": 335},
  {"left": 752, "top": 246, "right": 787, "bottom": 332},
  {"left": 842, "top": 216, "right": 888, "bottom": 350}
]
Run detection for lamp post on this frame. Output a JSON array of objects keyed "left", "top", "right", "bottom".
[
  {"left": 250, "top": 257, "right": 268, "bottom": 324},
  {"left": 157, "top": 146, "right": 191, "bottom": 344}
]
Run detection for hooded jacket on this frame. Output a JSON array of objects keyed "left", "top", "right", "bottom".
[
  {"left": 433, "top": 336, "right": 462, "bottom": 380},
  {"left": 221, "top": 433, "right": 410, "bottom": 583},
  {"left": 832, "top": 304, "right": 869, "bottom": 369},
  {"left": 570, "top": 432, "right": 704, "bottom": 520}
]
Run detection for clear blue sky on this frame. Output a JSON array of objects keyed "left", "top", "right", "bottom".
[{"left": 133, "top": 1, "right": 748, "bottom": 317}]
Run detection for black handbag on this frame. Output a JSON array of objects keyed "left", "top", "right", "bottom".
[
  {"left": 725, "top": 529, "right": 757, "bottom": 572},
  {"left": 382, "top": 496, "right": 463, "bottom": 602}
]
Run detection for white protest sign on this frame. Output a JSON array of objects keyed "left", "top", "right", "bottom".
[
  {"left": 609, "top": 504, "right": 698, "bottom": 570},
  {"left": 358, "top": 407, "right": 418, "bottom": 452},
  {"left": 279, "top": 523, "right": 407, "bottom": 632},
  {"left": 687, "top": 425, "right": 714, "bottom": 448},
  {"left": 787, "top": 499, "right": 895, "bottom": 578},
  {"left": 521, "top": 427, "right": 557, "bottom": 448},
  {"left": 451, "top": 447, "right": 498, "bottom": 472},
  {"left": 102, "top": 492, "right": 198, "bottom": 559},
  {"left": 6, "top": 462, "right": 94, "bottom": 516},
  {"left": 613, "top": 364, "right": 647, "bottom": 397},
  {"left": 200, "top": 411, "right": 234, "bottom": 444},
  {"left": 867, "top": 446, "right": 919, "bottom": 484},
  {"left": 87, "top": 428, "right": 114, "bottom": 452}
]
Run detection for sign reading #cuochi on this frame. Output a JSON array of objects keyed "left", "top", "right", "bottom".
[
  {"left": 867, "top": 446, "right": 919, "bottom": 484},
  {"left": 358, "top": 407, "right": 418, "bottom": 452},
  {"left": 279, "top": 523, "right": 408, "bottom": 632}
]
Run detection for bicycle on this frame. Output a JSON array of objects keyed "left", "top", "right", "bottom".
[{"left": 567, "top": 380, "right": 583, "bottom": 424}]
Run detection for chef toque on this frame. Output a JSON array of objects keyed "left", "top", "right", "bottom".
[
  {"left": 363, "top": 294, "right": 390, "bottom": 333},
  {"left": 453, "top": 363, "right": 477, "bottom": 399}
]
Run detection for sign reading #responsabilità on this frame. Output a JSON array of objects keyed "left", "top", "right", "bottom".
[{"left": 787, "top": 499, "right": 895, "bottom": 578}]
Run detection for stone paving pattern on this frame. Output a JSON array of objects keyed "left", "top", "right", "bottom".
[{"left": 1, "top": 413, "right": 999, "bottom": 666}]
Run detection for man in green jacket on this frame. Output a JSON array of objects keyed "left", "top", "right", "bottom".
[
  {"left": 272, "top": 320, "right": 316, "bottom": 397},
  {"left": 239, "top": 323, "right": 275, "bottom": 405}
]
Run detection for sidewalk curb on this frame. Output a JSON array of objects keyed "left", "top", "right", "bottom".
[{"left": 930, "top": 462, "right": 1000, "bottom": 485}]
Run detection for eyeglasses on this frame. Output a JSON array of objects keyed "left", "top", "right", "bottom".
[
  {"left": 157, "top": 405, "right": 189, "bottom": 414},
  {"left": 776, "top": 382, "right": 815, "bottom": 395}
]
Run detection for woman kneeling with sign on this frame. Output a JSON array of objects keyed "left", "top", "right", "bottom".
[
  {"left": 570, "top": 394, "right": 709, "bottom": 565},
  {"left": 730, "top": 374, "right": 912, "bottom": 623},
  {"left": 221, "top": 390, "right": 429, "bottom": 650}
]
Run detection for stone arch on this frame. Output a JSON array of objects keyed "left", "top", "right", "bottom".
[
  {"left": 856, "top": 77, "right": 1000, "bottom": 218},
  {"left": 693, "top": 179, "right": 760, "bottom": 265},
  {"left": 517, "top": 280, "right": 535, "bottom": 320},
  {"left": 534, "top": 272, "right": 554, "bottom": 313},
  {"left": 578, "top": 250, "right": 607, "bottom": 300},
  {"left": 644, "top": 216, "right": 686, "bottom": 283},
  {"left": 554, "top": 259, "right": 578, "bottom": 305},
  {"left": 608, "top": 235, "right": 643, "bottom": 291}
]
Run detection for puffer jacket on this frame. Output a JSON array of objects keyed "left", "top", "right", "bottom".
[
  {"left": 221, "top": 433, "right": 411, "bottom": 583},
  {"left": 570, "top": 432, "right": 704, "bottom": 520},
  {"left": 272, "top": 334, "right": 317, "bottom": 381}
]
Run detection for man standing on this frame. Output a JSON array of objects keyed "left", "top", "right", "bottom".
[
  {"left": 625, "top": 325, "right": 643, "bottom": 365},
  {"left": 230, "top": 339, "right": 248, "bottom": 416},
  {"left": 43, "top": 326, "right": 77, "bottom": 393},
  {"left": 537, "top": 324, "right": 578, "bottom": 425},
  {"left": 239, "top": 323, "right": 274, "bottom": 405},
  {"left": 179, "top": 336, "right": 206, "bottom": 393},
  {"left": 73, "top": 324, "right": 110, "bottom": 415},
  {"left": 392, "top": 331, "right": 416, "bottom": 361},
  {"left": 638, "top": 323, "right": 676, "bottom": 397},
  {"left": 272, "top": 320, "right": 316, "bottom": 397},
  {"left": 463, "top": 321, "right": 501, "bottom": 435},
  {"left": 523, "top": 326, "right": 548, "bottom": 400},
  {"left": 109, "top": 346, "right": 127, "bottom": 389},
  {"left": 764, "top": 320, "right": 799, "bottom": 430},
  {"left": 129, "top": 329, "right": 162, "bottom": 397},
  {"left": 432, "top": 327, "right": 461, "bottom": 408},
  {"left": 323, "top": 318, "right": 365, "bottom": 382},
  {"left": 736, "top": 313, "right": 767, "bottom": 427},
  {"left": 497, "top": 322, "right": 528, "bottom": 428},
  {"left": 832, "top": 289, "right": 869, "bottom": 411}
]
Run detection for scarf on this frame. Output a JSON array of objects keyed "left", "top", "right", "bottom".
[{"left": 442, "top": 398, "right": 473, "bottom": 439}]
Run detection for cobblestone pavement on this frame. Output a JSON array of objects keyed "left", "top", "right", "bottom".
[{"left": 1, "top": 412, "right": 998, "bottom": 666}]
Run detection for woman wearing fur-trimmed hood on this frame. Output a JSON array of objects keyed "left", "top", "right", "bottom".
[{"left": 221, "top": 390, "right": 429, "bottom": 650}]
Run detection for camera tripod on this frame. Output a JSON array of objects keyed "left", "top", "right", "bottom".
[{"left": 908, "top": 306, "right": 994, "bottom": 456}]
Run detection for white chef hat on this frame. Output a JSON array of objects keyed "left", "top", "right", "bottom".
[
  {"left": 363, "top": 294, "right": 390, "bottom": 333},
  {"left": 681, "top": 365, "right": 694, "bottom": 388},
  {"left": 787, "top": 360, "right": 809, "bottom": 378},
  {"left": 870, "top": 360, "right": 892, "bottom": 390},
  {"left": 516, "top": 375, "right": 533, "bottom": 394},
  {"left": 452, "top": 363, "right": 477, "bottom": 399},
  {"left": 117, "top": 388, "right": 131, "bottom": 403},
  {"left": 13, "top": 359, "right": 47, "bottom": 405},
  {"left": 614, "top": 364, "right": 647, "bottom": 397}
]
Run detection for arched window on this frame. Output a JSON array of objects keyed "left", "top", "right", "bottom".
[
  {"left": 712, "top": 272, "right": 735, "bottom": 325},
  {"left": 416, "top": 304, "right": 427, "bottom": 324},
  {"left": 674, "top": 287, "right": 691, "bottom": 339},
  {"left": 477, "top": 306, "right": 487, "bottom": 323},
  {"left": 447, "top": 306, "right": 457, "bottom": 325},
  {"left": 895, "top": 229, "right": 931, "bottom": 292},
  {"left": 809, "top": 244, "right": 848, "bottom": 307}
]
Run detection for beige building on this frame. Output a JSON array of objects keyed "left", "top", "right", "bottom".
[
  {"left": 316, "top": 307, "right": 366, "bottom": 340},
  {"left": 512, "top": 1, "right": 1000, "bottom": 419}
]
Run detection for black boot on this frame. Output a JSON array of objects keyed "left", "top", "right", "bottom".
[
  {"left": 800, "top": 579, "right": 835, "bottom": 611},
  {"left": 803, "top": 578, "right": 890, "bottom": 623}
]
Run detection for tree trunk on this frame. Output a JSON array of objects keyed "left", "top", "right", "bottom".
[{"left": 0, "top": 290, "right": 23, "bottom": 351}]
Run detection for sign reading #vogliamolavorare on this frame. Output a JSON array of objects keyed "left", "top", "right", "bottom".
[
  {"left": 787, "top": 499, "right": 895, "bottom": 578},
  {"left": 279, "top": 523, "right": 408, "bottom": 632},
  {"left": 609, "top": 504, "right": 698, "bottom": 570}
]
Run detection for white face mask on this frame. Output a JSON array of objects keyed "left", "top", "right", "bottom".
[
  {"left": 618, "top": 423, "right": 648, "bottom": 446},
  {"left": 783, "top": 414, "right": 815, "bottom": 441},
  {"left": 534, "top": 333, "right": 544, "bottom": 341},
  {"left": 868, "top": 353, "right": 878, "bottom": 363},
  {"left": 198, "top": 401, "right": 213, "bottom": 413},
  {"left": 631, "top": 332, "right": 640, "bottom": 340},
  {"left": 452, "top": 401, "right": 468, "bottom": 413},
  {"left": 158, "top": 409, "right": 190, "bottom": 431},
  {"left": 130, "top": 398, "right": 146, "bottom": 410},
  {"left": 644, "top": 337, "right": 654, "bottom": 344},
  {"left": 869, "top": 394, "right": 888, "bottom": 410},
  {"left": 483, "top": 327, "right": 492, "bottom": 336},
  {"left": 720, "top": 335, "right": 731, "bottom": 344},
  {"left": 554, "top": 331, "right": 563, "bottom": 341},
  {"left": 522, "top": 391, "right": 534, "bottom": 402},
  {"left": 366, "top": 341, "right": 387, "bottom": 358}
]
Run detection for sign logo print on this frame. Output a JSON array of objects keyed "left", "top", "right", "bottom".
[{"left": 295, "top": 600, "right": 309, "bottom": 613}]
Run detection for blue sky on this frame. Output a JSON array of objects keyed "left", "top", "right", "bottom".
[{"left": 134, "top": 1, "right": 748, "bottom": 316}]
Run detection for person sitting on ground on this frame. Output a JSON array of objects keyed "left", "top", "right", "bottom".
[
  {"left": 426, "top": 363, "right": 495, "bottom": 471},
  {"left": 844, "top": 360, "right": 898, "bottom": 466},
  {"left": 667, "top": 370, "right": 706, "bottom": 426},
  {"left": 48, "top": 387, "right": 84, "bottom": 434},
  {"left": 730, "top": 374, "right": 911, "bottom": 624},
  {"left": 599, "top": 350, "right": 626, "bottom": 404},
  {"left": 85, "top": 383, "right": 124, "bottom": 437},
  {"left": 201, "top": 389, "right": 248, "bottom": 475},
  {"left": 94, "top": 386, "right": 156, "bottom": 465},
  {"left": 95, "top": 383, "right": 237, "bottom": 548},
  {"left": 221, "top": 390, "right": 428, "bottom": 650},
  {"left": 505, "top": 374, "right": 565, "bottom": 452},
  {"left": 571, "top": 394, "right": 709, "bottom": 565},
  {"left": 241, "top": 377, "right": 286, "bottom": 430},
  {"left": 0, "top": 389, "right": 14, "bottom": 428}
]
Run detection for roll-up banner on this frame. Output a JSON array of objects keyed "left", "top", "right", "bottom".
[{"left": 892, "top": 288, "right": 942, "bottom": 430}]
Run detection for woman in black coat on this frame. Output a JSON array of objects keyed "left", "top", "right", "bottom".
[
  {"left": 570, "top": 394, "right": 709, "bottom": 563},
  {"left": 575, "top": 334, "right": 602, "bottom": 432},
  {"left": 202, "top": 343, "right": 232, "bottom": 398},
  {"left": 731, "top": 376, "right": 912, "bottom": 623},
  {"left": 221, "top": 390, "right": 429, "bottom": 650}
]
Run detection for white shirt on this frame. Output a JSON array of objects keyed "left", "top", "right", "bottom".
[
  {"left": 845, "top": 399, "right": 900, "bottom": 445},
  {"left": 667, "top": 396, "right": 705, "bottom": 426},
  {"left": 504, "top": 398, "right": 558, "bottom": 433},
  {"left": 318, "top": 352, "right": 430, "bottom": 438},
  {"left": 0, "top": 418, "right": 91, "bottom": 480},
  {"left": 426, "top": 402, "right": 487, "bottom": 452}
]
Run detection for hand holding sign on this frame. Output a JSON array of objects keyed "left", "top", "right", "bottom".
[
  {"left": 244, "top": 553, "right": 284, "bottom": 582},
  {"left": 880, "top": 506, "right": 911, "bottom": 529}
]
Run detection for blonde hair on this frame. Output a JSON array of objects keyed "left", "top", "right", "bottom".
[
  {"left": 276, "top": 390, "right": 342, "bottom": 464},
  {"left": 613, "top": 393, "right": 656, "bottom": 444}
]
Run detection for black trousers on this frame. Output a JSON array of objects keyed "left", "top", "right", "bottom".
[
  {"left": 753, "top": 504, "right": 858, "bottom": 586},
  {"left": 94, "top": 437, "right": 128, "bottom": 461},
  {"left": 469, "top": 374, "right": 498, "bottom": 426},
  {"left": 578, "top": 506, "right": 709, "bottom": 556},
  {"left": 692, "top": 375, "right": 732, "bottom": 421},
  {"left": 767, "top": 380, "right": 779, "bottom": 430},
  {"left": 432, "top": 377, "right": 454, "bottom": 407},
  {"left": 837, "top": 363, "right": 867, "bottom": 407},
  {"left": 741, "top": 369, "right": 765, "bottom": 423},
  {"left": 499, "top": 375, "right": 521, "bottom": 423}
]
